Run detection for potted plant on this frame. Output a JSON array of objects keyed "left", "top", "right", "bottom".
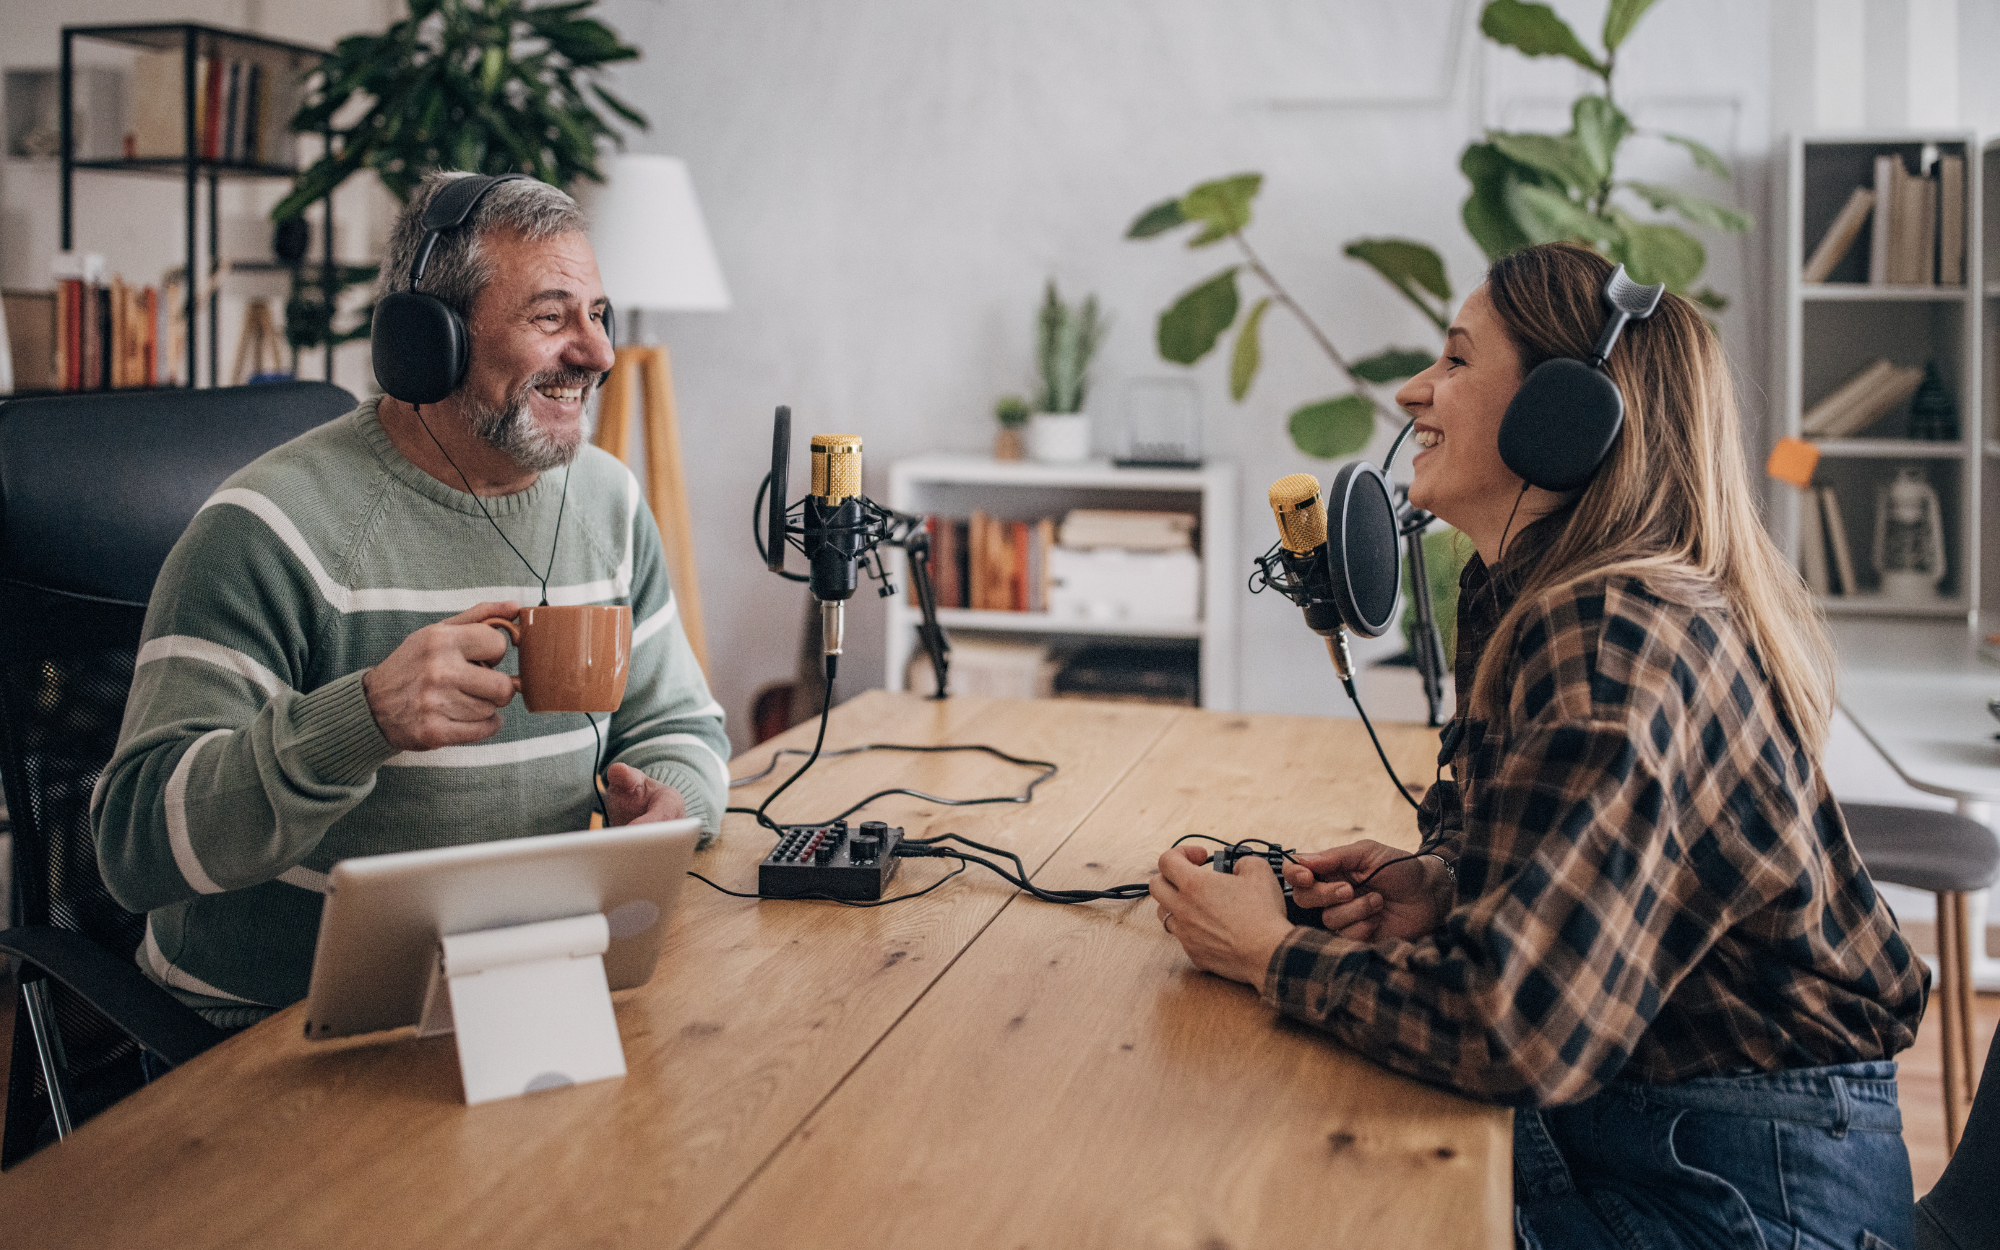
[
  {"left": 993, "top": 394, "right": 1030, "bottom": 461},
  {"left": 272, "top": 0, "right": 648, "bottom": 356},
  {"left": 1027, "top": 280, "right": 1105, "bottom": 463}
]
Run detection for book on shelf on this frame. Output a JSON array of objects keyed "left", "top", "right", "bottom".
[
  {"left": 1799, "top": 484, "right": 1830, "bottom": 595},
  {"left": 1938, "top": 153, "right": 1965, "bottom": 285},
  {"left": 45, "top": 253, "right": 161, "bottom": 391},
  {"left": 913, "top": 510, "right": 1190, "bottom": 616},
  {"left": 129, "top": 50, "right": 183, "bottom": 158},
  {"left": 1802, "top": 187, "right": 1873, "bottom": 284},
  {"left": 1055, "top": 509, "right": 1195, "bottom": 552},
  {"left": 1, "top": 290, "right": 58, "bottom": 391},
  {"left": 1869, "top": 156, "right": 1895, "bottom": 283},
  {"left": 1821, "top": 486, "right": 1859, "bottom": 595},
  {"left": 1801, "top": 357, "right": 1925, "bottom": 439}
]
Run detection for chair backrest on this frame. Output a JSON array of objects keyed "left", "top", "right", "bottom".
[
  {"left": 1918, "top": 1016, "right": 2000, "bottom": 1249},
  {"left": 0, "top": 382, "right": 355, "bottom": 956}
]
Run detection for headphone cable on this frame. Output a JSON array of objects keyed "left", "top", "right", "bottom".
[{"left": 412, "top": 402, "right": 570, "bottom": 607}]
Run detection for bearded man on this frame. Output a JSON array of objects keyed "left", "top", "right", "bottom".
[{"left": 93, "top": 173, "right": 727, "bottom": 1026}]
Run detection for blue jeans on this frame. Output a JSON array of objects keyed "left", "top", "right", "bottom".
[{"left": 1514, "top": 1061, "right": 1912, "bottom": 1250}]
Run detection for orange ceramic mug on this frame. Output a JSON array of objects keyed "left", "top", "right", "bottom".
[{"left": 481, "top": 605, "right": 632, "bottom": 713}]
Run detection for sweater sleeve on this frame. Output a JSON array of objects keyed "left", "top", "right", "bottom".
[
  {"left": 606, "top": 492, "right": 729, "bottom": 844},
  {"left": 93, "top": 498, "right": 398, "bottom": 914}
]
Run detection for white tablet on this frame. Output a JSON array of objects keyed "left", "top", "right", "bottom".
[{"left": 302, "top": 818, "right": 701, "bottom": 1041}]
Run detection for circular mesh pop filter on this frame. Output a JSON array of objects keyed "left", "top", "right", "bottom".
[{"left": 1325, "top": 460, "right": 1400, "bottom": 638}]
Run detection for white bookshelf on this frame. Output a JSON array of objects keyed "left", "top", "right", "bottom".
[
  {"left": 884, "top": 454, "right": 1238, "bottom": 709},
  {"left": 1775, "top": 133, "right": 1982, "bottom": 621}
]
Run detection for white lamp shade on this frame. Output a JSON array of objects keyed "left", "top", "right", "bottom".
[{"left": 580, "top": 154, "right": 731, "bottom": 312}]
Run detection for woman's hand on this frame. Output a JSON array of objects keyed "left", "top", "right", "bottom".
[
  {"left": 1150, "top": 846, "right": 1297, "bottom": 987},
  {"left": 1283, "top": 839, "right": 1453, "bottom": 942}
]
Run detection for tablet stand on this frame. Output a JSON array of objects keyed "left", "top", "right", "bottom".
[{"left": 416, "top": 912, "right": 627, "bottom": 1105}]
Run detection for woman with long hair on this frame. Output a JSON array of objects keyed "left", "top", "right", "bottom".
[{"left": 1152, "top": 242, "right": 1929, "bottom": 1246}]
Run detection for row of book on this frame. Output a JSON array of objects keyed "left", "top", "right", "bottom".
[
  {"left": 25, "top": 254, "right": 184, "bottom": 391},
  {"left": 920, "top": 510, "right": 1198, "bottom": 613},
  {"left": 1797, "top": 484, "right": 1860, "bottom": 596},
  {"left": 1801, "top": 152, "right": 1966, "bottom": 286},
  {"left": 1800, "top": 357, "right": 1926, "bottom": 439},
  {"left": 129, "top": 49, "right": 301, "bottom": 166}
]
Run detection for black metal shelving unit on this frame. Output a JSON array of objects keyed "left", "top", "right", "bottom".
[{"left": 59, "top": 23, "right": 331, "bottom": 388}]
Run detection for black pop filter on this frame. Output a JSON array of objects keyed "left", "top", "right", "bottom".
[
  {"left": 767, "top": 405, "right": 791, "bottom": 573},
  {"left": 1325, "top": 459, "right": 1400, "bottom": 638}
]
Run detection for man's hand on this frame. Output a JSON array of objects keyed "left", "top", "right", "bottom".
[
  {"left": 1282, "top": 839, "right": 1452, "bottom": 943},
  {"left": 603, "top": 762, "right": 687, "bottom": 827},
  {"left": 1150, "top": 845, "right": 1296, "bottom": 988},
  {"left": 362, "top": 601, "right": 523, "bottom": 752}
]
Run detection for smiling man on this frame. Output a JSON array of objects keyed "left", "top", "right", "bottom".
[{"left": 93, "top": 173, "right": 727, "bottom": 1026}]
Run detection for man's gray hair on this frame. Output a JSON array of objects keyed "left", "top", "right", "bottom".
[{"left": 377, "top": 172, "right": 588, "bottom": 318}]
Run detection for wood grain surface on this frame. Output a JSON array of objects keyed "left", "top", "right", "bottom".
[
  {"left": 0, "top": 695, "right": 1512, "bottom": 1250},
  {"left": 694, "top": 708, "right": 1511, "bottom": 1250}
]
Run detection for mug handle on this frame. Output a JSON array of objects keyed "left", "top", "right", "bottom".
[{"left": 478, "top": 616, "right": 522, "bottom": 693}]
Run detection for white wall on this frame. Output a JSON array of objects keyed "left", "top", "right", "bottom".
[{"left": 590, "top": 0, "right": 1775, "bottom": 746}]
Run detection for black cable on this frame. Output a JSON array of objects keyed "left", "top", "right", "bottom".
[
  {"left": 585, "top": 712, "right": 609, "bottom": 826},
  {"left": 1340, "top": 679, "right": 1424, "bottom": 813},
  {"left": 900, "top": 833, "right": 1149, "bottom": 902},
  {"left": 1171, "top": 832, "right": 1438, "bottom": 889},
  {"left": 413, "top": 403, "right": 571, "bottom": 607},
  {"left": 723, "top": 670, "right": 835, "bottom": 835},
  {"left": 686, "top": 855, "right": 967, "bottom": 907},
  {"left": 726, "top": 741, "right": 1057, "bottom": 831}
]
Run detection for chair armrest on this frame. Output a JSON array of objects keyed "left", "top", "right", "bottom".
[{"left": 0, "top": 926, "right": 227, "bottom": 1066}]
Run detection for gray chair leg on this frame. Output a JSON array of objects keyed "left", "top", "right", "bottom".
[{"left": 18, "top": 976, "right": 75, "bottom": 1140}]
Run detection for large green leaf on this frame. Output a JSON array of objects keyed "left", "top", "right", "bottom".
[
  {"left": 1622, "top": 181, "right": 1753, "bottom": 233},
  {"left": 1505, "top": 181, "right": 1617, "bottom": 246},
  {"left": 1487, "top": 131, "right": 1599, "bottom": 194},
  {"left": 1460, "top": 143, "right": 1536, "bottom": 260},
  {"left": 1602, "top": 0, "right": 1659, "bottom": 51},
  {"left": 1352, "top": 348, "right": 1437, "bottom": 384},
  {"left": 1288, "top": 396, "right": 1376, "bottom": 460},
  {"left": 1660, "top": 132, "right": 1732, "bottom": 180},
  {"left": 1231, "top": 298, "right": 1272, "bottom": 401},
  {"left": 1480, "top": 0, "right": 1605, "bottom": 75},
  {"left": 1180, "top": 173, "right": 1262, "bottom": 246},
  {"left": 1614, "top": 214, "right": 1705, "bottom": 289},
  {"left": 1157, "top": 267, "right": 1241, "bottom": 365},
  {"left": 1127, "top": 197, "right": 1186, "bottom": 239},
  {"left": 1571, "top": 96, "right": 1630, "bottom": 185},
  {"left": 1343, "top": 238, "right": 1451, "bottom": 332}
]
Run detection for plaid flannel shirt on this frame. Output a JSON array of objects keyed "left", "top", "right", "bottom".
[{"left": 1263, "top": 518, "right": 1928, "bottom": 1106}]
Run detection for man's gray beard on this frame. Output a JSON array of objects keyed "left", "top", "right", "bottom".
[{"left": 465, "top": 382, "right": 586, "bottom": 473}]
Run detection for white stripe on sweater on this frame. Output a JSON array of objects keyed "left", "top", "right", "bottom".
[
  {"left": 138, "top": 635, "right": 289, "bottom": 699},
  {"left": 378, "top": 724, "right": 600, "bottom": 769},
  {"left": 199, "top": 479, "right": 636, "bottom": 613},
  {"left": 143, "top": 920, "right": 258, "bottom": 1003},
  {"left": 631, "top": 732, "right": 730, "bottom": 793},
  {"left": 632, "top": 598, "right": 678, "bottom": 647},
  {"left": 165, "top": 729, "right": 231, "bottom": 895},
  {"left": 277, "top": 864, "right": 329, "bottom": 893}
]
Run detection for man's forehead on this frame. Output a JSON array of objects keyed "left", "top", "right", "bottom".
[{"left": 482, "top": 228, "right": 605, "bottom": 303}]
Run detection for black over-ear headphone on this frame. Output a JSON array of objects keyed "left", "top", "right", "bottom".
[
  {"left": 1494, "top": 263, "right": 1665, "bottom": 492},
  {"left": 371, "top": 173, "right": 615, "bottom": 405}
]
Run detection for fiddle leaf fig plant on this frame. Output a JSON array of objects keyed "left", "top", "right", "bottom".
[
  {"left": 272, "top": 0, "right": 648, "bottom": 351},
  {"left": 1128, "top": 173, "right": 1450, "bottom": 461},
  {"left": 1464, "top": 0, "right": 1749, "bottom": 307}
]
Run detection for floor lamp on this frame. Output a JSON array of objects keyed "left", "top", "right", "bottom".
[{"left": 581, "top": 155, "right": 731, "bottom": 672}]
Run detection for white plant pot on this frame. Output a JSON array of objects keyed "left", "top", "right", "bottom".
[{"left": 1027, "top": 412, "right": 1091, "bottom": 463}]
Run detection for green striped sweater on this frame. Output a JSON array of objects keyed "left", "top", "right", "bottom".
[{"left": 92, "top": 398, "right": 728, "bottom": 1023}]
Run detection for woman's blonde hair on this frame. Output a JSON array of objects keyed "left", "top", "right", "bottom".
[{"left": 1470, "top": 242, "right": 1834, "bottom": 754}]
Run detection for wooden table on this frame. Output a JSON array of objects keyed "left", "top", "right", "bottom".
[{"left": 0, "top": 693, "right": 1511, "bottom": 1249}]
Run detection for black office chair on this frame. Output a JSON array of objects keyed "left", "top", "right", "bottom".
[
  {"left": 1840, "top": 802, "right": 2000, "bottom": 1156},
  {"left": 0, "top": 381, "right": 355, "bottom": 1168},
  {"left": 1916, "top": 1015, "right": 1998, "bottom": 1250}
]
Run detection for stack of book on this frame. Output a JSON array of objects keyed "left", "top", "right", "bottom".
[
  {"left": 1797, "top": 485, "right": 1860, "bottom": 597},
  {"left": 1800, "top": 358, "right": 1927, "bottom": 440},
  {"left": 1800, "top": 152, "right": 1965, "bottom": 286},
  {"left": 129, "top": 49, "right": 301, "bottom": 166},
  {"left": 916, "top": 509, "right": 1200, "bottom": 619},
  {"left": 48, "top": 254, "right": 164, "bottom": 391}
]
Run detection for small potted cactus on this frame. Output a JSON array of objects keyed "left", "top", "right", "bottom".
[
  {"left": 993, "top": 394, "right": 1030, "bottom": 461},
  {"left": 1027, "top": 280, "right": 1106, "bottom": 462}
]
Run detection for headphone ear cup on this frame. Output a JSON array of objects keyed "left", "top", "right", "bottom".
[
  {"left": 372, "top": 291, "right": 467, "bottom": 406},
  {"left": 1497, "top": 358, "right": 1624, "bottom": 493}
]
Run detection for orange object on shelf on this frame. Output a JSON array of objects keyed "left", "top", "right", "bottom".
[{"left": 1766, "top": 436, "right": 1821, "bottom": 489}]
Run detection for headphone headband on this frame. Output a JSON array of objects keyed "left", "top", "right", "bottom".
[{"left": 408, "top": 173, "right": 531, "bottom": 289}]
